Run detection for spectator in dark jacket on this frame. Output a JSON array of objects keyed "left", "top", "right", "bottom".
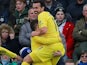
[
  {"left": 44, "top": 0, "right": 62, "bottom": 16},
  {"left": 0, "top": 0, "right": 10, "bottom": 24},
  {"left": 66, "top": 0, "right": 87, "bottom": 24},
  {"left": 72, "top": 4, "right": 87, "bottom": 63},
  {"left": 8, "top": 0, "right": 29, "bottom": 38},
  {"left": 0, "top": 24, "right": 22, "bottom": 55}
]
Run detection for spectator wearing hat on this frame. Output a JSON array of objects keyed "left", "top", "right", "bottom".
[{"left": 55, "top": 7, "right": 75, "bottom": 59}]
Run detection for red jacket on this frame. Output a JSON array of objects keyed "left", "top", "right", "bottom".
[{"left": 62, "top": 22, "right": 74, "bottom": 59}]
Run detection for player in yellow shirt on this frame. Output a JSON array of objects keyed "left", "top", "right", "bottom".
[
  {"left": 21, "top": 1, "right": 65, "bottom": 65},
  {"left": 30, "top": 19, "right": 65, "bottom": 65},
  {"left": 0, "top": 46, "right": 22, "bottom": 61}
]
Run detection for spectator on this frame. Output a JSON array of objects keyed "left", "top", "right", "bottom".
[
  {"left": 76, "top": 50, "right": 87, "bottom": 65},
  {"left": 0, "top": 55, "right": 18, "bottom": 65},
  {"left": 19, "top": 8, "right": 37, "bottom": 48},
  {"left": 66, "top": 0, "right": 76, "bottom": 5},
  {"left": 55, "top": 7, "right": 75, "bottom": 59},
  {"left": 72, "top": 4, "right": 87, "bottom": 63},
  {"left": 0, "top": 24, "right": 22, "bottom": 55},
  {"left": 8, "top": 0, "right": 29, "bottom": 38},
  {"left": 0, "top": 46, "right": 22, "bottom": 64},
  {"left": 0, "top": 24, "right": 22, "bottom": 65},
  {"left": 66, "top": 0, "right": 87, "bottom": 24},
  {"left": 44, "top": 0, "right": 62, "bottom": 16},
  {"left": 9, "top": 0, "right": 16, "bottom": 15},
  {"left": 56, "top": 0, "right": 77, "bottom": 11},
  {"left": 0, "top": 0, "right": 10, "bottom": 24}
]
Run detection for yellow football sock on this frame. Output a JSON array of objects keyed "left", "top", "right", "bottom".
[{"left": 21, "top": 62, "right": 30, "bottom": 65}]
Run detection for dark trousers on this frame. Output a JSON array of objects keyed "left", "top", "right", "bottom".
[{"left": 57, "top": 57, "right": 65, "bottom": 65}]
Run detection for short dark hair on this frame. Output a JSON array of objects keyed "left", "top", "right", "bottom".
[
  {"left": 33, "top": 0, "right": 45, "bottom": 7},
  {"left": 30, "top": 19, "right": 38, "bottom": 31}
]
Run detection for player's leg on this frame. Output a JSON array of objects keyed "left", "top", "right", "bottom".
[
  {"left": 22, "top": 54, "right": 52, "bottom": 65},
  {"left": 22, "top": 62, "right": 30, "bottom": 65},
  {"left": 51, "top": 56, "right": 61, "bottom": 65},
  {"left": 21, "top": 50, "right": 42, "bottom": 65},
  {"left": 21, "top": 45, "right": 53, "bottom": 65},
  {"left": 51, "top": 43, "right": 65, "bottom": 65},
  {"left": 0, "top": 47, "right": 22, "bottom": 61},
  {"left": 32, "top": 60, "right": 52, "bottom": 65},
  {"left": 22, "top": 54, "right": 32, "bottom": 65},
  {"left": 22, "top": 43, "right": 65, "bottom": 65}
]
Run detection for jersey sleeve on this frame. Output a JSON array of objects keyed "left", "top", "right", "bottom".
[
  {"left": 0, "top": 47, "right": 17, "bottom": 58},
  {"left": 32, "top": 36, "right": 61, "bottom": 45},
  {"left": 38, "top": 12, "right": 49, "bottom": 28}
]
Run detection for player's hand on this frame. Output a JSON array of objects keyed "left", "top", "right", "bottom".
[
  {"left": 31, "top": 31, "right": 40, "bottom": 36},
  {"left": 16, "top": 55, "right": 23, "bottom": 61},
  {"left": 53, "top": 51, "right": 62, "bottom": 57}
]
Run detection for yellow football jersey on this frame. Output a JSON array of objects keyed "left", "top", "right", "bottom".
[
  {"left": 38, "top": 11, "right": 60, "bottom": 38},
  {"left": 31, "top": 11, "right": 63, "bottom": 50},
  {"left": 30, "top": 11, "right": 65, "bottom": 65},
  {"left": 0, "top": 47, "right": 17, "bottom": 58}
]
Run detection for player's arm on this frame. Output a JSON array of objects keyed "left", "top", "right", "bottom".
[
  {"left": 31, "top": 27, "right": 47, "bottom": 36},
  {"left": 39, "top": 27, "right": 47, "bottom": 35},
  {"left": 32, "top": 36, "right": 59, "bottom": 45},
  {"left": 0, "top": 47, "right": 22, "bottom": 61},
  {"left": 31, "top": 12, "right": 48, "bottom": 36}
]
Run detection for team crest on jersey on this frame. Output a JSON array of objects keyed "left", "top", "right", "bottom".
[{"left": 38, "top": 46, "right": 43, "bottom": 50}]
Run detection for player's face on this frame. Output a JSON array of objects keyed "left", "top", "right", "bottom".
[
  {"left": 56, "top": 11, "right": 65, "bottom": 22},
  {"left": 1, "top": 29, "right": 9, "bottom": 40},
  {"left": 16, "top": 1, "right": 26, "bottom": 12},
  {"left": 32, "top": 3, "right": 44, "bottom": 14},
  {"left": 28, "top": 9, "right": 38, "bottom": 21}
]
